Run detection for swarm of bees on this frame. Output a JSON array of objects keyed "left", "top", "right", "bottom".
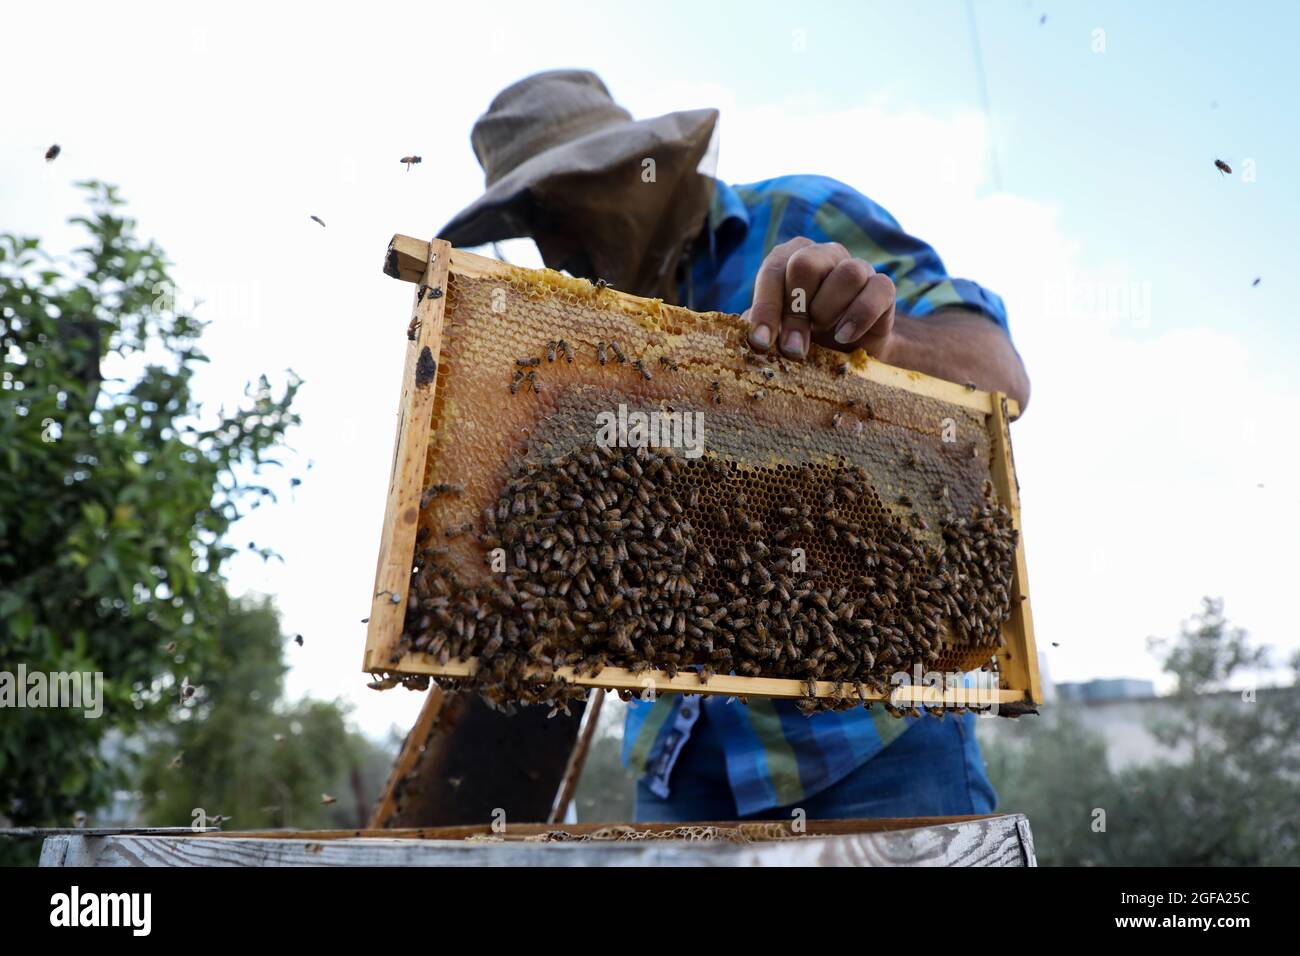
[{"left": 397, "top": 440, "right": 1018, "bottom": 716}]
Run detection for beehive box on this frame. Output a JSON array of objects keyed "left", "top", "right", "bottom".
[{"left": 363, "top": 236, "right": 1040, "bottom": 714}]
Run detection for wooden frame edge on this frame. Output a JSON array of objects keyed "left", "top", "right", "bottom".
[
  {"left": 363, "top": 239, "right": 452, "bottom": 673},
  {"left": 987, "top": 393, "right": 1042, "bottom": 704}
]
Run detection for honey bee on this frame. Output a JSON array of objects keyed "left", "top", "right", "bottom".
[
  {"left": 1214, "top": 158, "right": 1232, "bottom": 176},
  {"left": 528, "top": 369, "right": 540, "bottom": 393},
  {"left": 320, "top": 793, "right": 338, "bottom": 805},
  {"left": 516, "top": 357, "right": 540, "bottom": 367},
  {"left": 594, "top": 278, "right": 609, "bottom": 289},
  {"left": 597, "top": 342, "right": 608, "bottom": 365},
  {"left": 834, "top": 362, "right": 849, "bottom": 377},
  {"left": 45, "top": 144, "right": 61, "bottom": 162},
  {"left": 546, "top": 341, "right": 557, "bottom": 362},
  {"left": 830, "top": 411, "right": 843, "bottom": 428},
  {"left": 659, "top": 356, "right": 679, "bottom": 371},
  {"left": 310, "top": 215, "right": 326, "bottom": 228},
  {"left": 560, "top": 339, "right": 574, "bottom": 363},
  {"left": 168, "top": 752, "right": 184, "bottom": 770},
  {"left": 509, "top": 370, "right": 524, "bottom": 394},
  {"left": 294, "top": 634, "right": 304, "bottom": 646},
  {"left": 632, "top": 359, "right": 652, "bottom": 380},
  {"left": 610, "top": 342, "right": 627, "bottom": 364},
  {"left": 400, "top": 155, "right": 423, "bottom": 171}
]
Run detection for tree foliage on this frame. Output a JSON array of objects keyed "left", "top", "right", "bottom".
[
  {"left": 0, "top": 182, "right": 300, "bottom": 831},
  {"left": 983, "top": 598, "right": 1299, "bottom": 865},
  {"left": 134, "top": 595, "right": 394, "bottom": 832}
]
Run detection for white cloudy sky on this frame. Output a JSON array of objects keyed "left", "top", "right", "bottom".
[{"left": 4, "top": 1, "right": 1298, "bottom": 737}]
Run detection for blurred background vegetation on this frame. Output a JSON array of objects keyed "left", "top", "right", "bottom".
[{"left": 0, "top": 184, "right": 394, "bottom": 864}]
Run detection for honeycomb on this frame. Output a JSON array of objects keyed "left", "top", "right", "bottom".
[{"left": 392, "top": 261, "right": 1017, "bottom": 715}]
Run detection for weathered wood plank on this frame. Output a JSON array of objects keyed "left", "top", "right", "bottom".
[{"left": 42, "top": 815, "right": 1032, "bottom": 867}]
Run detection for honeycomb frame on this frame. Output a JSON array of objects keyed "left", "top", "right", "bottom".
[{"left": 363, "top": 236, "right": 1041, "bottom": 710}]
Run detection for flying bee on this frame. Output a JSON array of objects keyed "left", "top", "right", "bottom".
[
  {"left": 168, "top": 752, "right": 184, "bottom": 770},
  {"left": 400, "top": 155, "right": 423, "bottom": 171},
  {"left": 320, "top": 793, "right": 338, "bottom": 805},
  {"left": 1214, "top": 158, "right": 1232, "bottom": 176},
  {"left": 45, "top": 144, "right": 61, "bottom": 162},
  {"left": 310, "top": 215, "right": 326, "bottom": 227}
]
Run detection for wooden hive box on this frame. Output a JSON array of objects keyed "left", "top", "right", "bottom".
[{"left": 363, "top": 235, "right": 1041, "bottom": 714}]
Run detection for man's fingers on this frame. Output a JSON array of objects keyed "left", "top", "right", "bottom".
[
  {"left": 778, "top": 313, "right": 812, "bottom": 360},
  {"left": 834, "top": 273, "right": 896, "bottom": 350},
  {"left": 810, "top": 257, "right": 874, "bottom": 333},
  {"left": 748, "top": 238, "right": 812, "bottom": 351},
  {"left": 784, "top": 243, "right": 849, "bottom": 327}
]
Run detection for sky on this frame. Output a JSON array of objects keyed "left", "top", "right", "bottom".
[{"left": 4, "top": 0, "right": 1298, "bottom": 738}]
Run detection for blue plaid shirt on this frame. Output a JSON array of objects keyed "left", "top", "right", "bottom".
[{"left": 620, "top": 174, "right": 1012, "bottom": 815}]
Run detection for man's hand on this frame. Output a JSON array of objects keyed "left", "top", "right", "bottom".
[
  {"left": 742, "top": 236, "right": 1030, "bottom": 409},
  {"left": 742, "top": 238, "right": 896, "bottom": 361}
]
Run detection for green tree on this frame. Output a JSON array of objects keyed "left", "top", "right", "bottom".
[
  {"left": 134, "top": 595, "right": 394, "bottom": 831},
  {"left": 0, "top": 182, "right": 300, "bottom": 839},
  {"left": 984, "top": 598, "right": 1299, "bottom": 865}
]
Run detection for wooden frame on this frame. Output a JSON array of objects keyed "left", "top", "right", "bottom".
[{"left": 364, "top": 235, "right": 1041, "bottom": 709}]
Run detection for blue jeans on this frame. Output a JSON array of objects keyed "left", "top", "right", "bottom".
[{"left": 634, "top": 707, "right": 997, "bottom": 821}]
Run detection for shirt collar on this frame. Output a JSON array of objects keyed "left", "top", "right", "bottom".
[{"left": 705, "top": 178, "right": 750, "bottom": 262}]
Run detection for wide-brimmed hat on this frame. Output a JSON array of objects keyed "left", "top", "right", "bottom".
[{"left": 439, "top": 70, "right": 719, "bottom": 247}]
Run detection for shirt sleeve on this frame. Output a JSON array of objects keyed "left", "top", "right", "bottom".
[{"left": 799, "top": 178, "right": 1011, "bottom": 336}]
